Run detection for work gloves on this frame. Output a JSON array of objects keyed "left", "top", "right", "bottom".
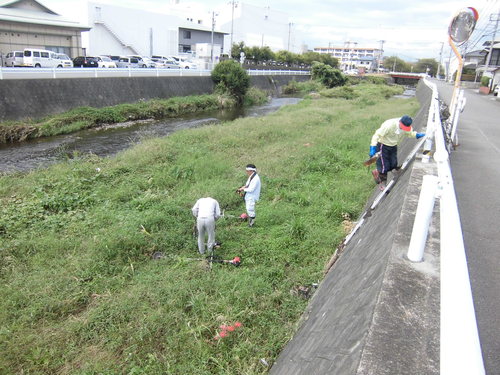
[
  {"left": 416, "top": 133, "right": 426, "bottom": 139},
  {"left": 369, "top": 145, "right": 377, "bottom": 157}
]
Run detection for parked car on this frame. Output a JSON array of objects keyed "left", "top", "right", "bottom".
[
  {"left": 151, "top": 55, "right": 177, "bottom": 63},
  {"left": 73, "top": 56, "right": 99, "bottom": 67},
  {"left": 22, "top": 48, "right": 59, "bottom": 68},
  {"left": 55, "top": 53, "right": 73, "bottom": 68},
  {"left": 171, "top": 56, "right": 198, "bottom": 69},
  {"left": 116, "top": 56, "right": 144, "bottom": 68},
  {"left": 97, "top": 56, "right": 117, "bottom": 68},
  {"left": 151, "top": 58, "right": 180, "bottom": 69},
  {"left": 3, "top": 51, "right": 24, "bottom": 67},
  {"left": 345, "top": 69, "right": 359, "bottom": 76},
  {"left": 125, "top": 55, "right": 157, "bottom": 68}
]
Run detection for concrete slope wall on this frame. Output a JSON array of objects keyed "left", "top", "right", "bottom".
[
  {"left": 271, "top": 81, "right": 440, "bottom": 375},
  {"left": 0, "top": 74, "right": 310, "bottom": 121}
]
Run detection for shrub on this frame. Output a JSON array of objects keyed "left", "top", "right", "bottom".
[
  {"left": 320, "top": 86, "right": 359, "bottom": 99},
  {"left": 282, "top": 80, "right": 300, "bottom": 94},
  {"left": 480, "top": 75, "right": 490, "bottom": 87},
  {"left": 211, "top": 60, "right": 250, "bottom": 103},
  {"left": 311, "top": 62, "right": 347, "bottom": 88},
  {"left": 282, "top": 80, "right": 324, "bottom": 95}
]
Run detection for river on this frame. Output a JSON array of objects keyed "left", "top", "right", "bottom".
[{"left": 0, "top": 97, "right": 301, "bottom": 173}]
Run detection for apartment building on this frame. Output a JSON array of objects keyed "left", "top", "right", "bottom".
[{"left": 314, "top": 44, "right": 383, "bottom": 72}]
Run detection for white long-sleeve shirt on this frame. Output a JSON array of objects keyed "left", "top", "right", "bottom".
[
  {"left": 243, "top": 173, "right": 261, "bottom": 201},
  {"left": 192, "top": 197, "right": 221, "bottom": 219}
]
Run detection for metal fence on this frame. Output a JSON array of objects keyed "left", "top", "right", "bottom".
[
  {"left": 420, "top": 79, "right": 485, "bottom": 375},
  {"left": 0, "top": 67, "right": 310, "bottom": 80}
]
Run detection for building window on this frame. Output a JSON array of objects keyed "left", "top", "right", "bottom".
[
  {"left": 179, "top": 44, "right": 191, "bottom": 53},
  {"left": 183, "top": 30, "right": 191, "bottom": 39}
]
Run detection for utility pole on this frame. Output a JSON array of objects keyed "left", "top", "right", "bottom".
[
  {"left": 230, "top": 0, "right": 236, "bottom": 56},
  {"left": 376, "top": 40, "right": 385, "bottom": 72},
  {"left": 211, "top": 11, "right": 217, "bottom": 66},
  {"left": 436, "top": 42, "right": 444, "bottom": 78},
  {"left": 446, "top": 47, "right": 453, "bottom": 82},
  {"left": 484, "top": 9, "right": 500, "bottom": 88},
  {"left": 149, "top": 28, "right": 153, "bottom": 56},
  {"left": 287, "top": 22, "right": 293, "bottom": 51}
]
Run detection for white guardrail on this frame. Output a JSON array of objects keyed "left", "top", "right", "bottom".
[
  {"left": 419, "top": 79, "right": 485, "bottom": 375},
  {"left": 0, "top": 67, "right": 310, "bottom": 80}
]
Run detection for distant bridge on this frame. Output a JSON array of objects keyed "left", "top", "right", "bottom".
[{"left": 389, "top": 72, "right": 427, "bottom": 85}]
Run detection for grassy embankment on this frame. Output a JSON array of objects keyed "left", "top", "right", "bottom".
[
  {"left": 0, "top": 82, "right": 417, "bottom": 374},
  {"left": 0, "top": 87, "right": 267, "bottom": 144}
]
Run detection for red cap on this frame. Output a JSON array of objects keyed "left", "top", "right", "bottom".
[{"left": 400, "top": 115, "right": 413, "bottom": 131}]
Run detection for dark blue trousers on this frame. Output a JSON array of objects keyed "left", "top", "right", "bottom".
[{"left": 376, "top": 143, "right": 398, "bottom": 180}]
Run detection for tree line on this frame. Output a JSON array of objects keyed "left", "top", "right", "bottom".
[
  {"left": 228, "top": 42, "right": 440, "bottom": 75},
  {"left": 229, "top": 42, "right": 339, "bottom": 68},
  {"left": 382, "top": 56, "right": 440, "bottom": 76}
]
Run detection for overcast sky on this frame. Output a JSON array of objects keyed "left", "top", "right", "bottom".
[{"left": 43, "top": 0, "right": 499, "bottom": 61}]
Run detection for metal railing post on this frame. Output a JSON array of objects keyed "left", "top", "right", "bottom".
[{"left": 407, "top": 175, "right": 439, "bottom": 262}]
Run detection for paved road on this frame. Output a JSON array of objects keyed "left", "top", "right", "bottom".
[{"left": 435, "top": 80, "right": 500, "bottom": 375}]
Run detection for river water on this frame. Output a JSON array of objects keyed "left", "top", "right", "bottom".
[{"left": 0, "top": 97, "right": 301, "bottom": 173}]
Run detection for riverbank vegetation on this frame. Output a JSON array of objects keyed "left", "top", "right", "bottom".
[
  {"left": 0, "top": 88, "right": 267, "bottom": 144},
  {"left": 0, "top": 83, "right": 418, "bottom": 374}
]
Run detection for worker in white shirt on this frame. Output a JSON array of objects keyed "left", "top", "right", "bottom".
[
  {"left": 236, "top": 163, "right": 261, "bottom": 227},
  {"left": 191, "top": 197, "right": 221, "bottom": 254}
]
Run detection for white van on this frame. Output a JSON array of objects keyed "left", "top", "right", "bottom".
[
  {"left": 4, "top": 51, "right": 24, "bottom": 67},
  {"left": 22, "top": 49, "right": 59, "bottom": 68}
]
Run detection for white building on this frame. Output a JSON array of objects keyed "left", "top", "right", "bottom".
[
  {"left": 212, "top": 2, "right": 295, "bottom": 54},
  {"left": 86, "top": 2, "right": 226, "bottom": 60},
  {"left": 314, "top": 43, "right": 383, "bottom": 72}
]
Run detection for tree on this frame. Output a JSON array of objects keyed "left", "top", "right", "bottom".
[
  {"left": 259, "top": 46, "right": 275, "bottom": 62},
  {"left": 383, "top": 56, "right": 411, "bottom": 72},
  {"left": 414, "top": 58, "right": 439, "bottom": 76},
  {"left": 211, "top": 60, "right": 250, "bottom": 104},
  {"left": 275, "top": 50, "right": 295, "bottom": 65},
  {"left": 230, "top": 42, "right": 245, "bottom": 60},
  {"left": 300, "top": 51, "right": 338, "bottom": 68},
  {"left": 318, "top": 54, "right": 339, "bottom": 68},
  {"left": 311, "top": 62, "right": 347, "bottom": 88}
]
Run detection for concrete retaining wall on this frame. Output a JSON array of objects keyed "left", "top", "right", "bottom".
[
  {"left": 271, "top": 80, "right": 440, "bottom": 375},
  {"left": 0, "top": 74, "right": 310, "bottom": 121}
]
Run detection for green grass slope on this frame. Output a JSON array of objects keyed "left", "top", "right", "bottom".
[{"left": 0, "top": 83, "right": 417, "bottom": 374}]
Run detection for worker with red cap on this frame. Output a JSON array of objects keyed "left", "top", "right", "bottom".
[{"left": 369, "top": 115, "right": 425, "bottom": 184}]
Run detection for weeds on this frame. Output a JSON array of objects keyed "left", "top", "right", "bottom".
[{"left": 0, "top": 83, "right": 418, "bottom": 374}]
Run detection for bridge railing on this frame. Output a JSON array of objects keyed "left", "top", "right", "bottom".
[
  {"left": 0, "top": 67, "right": 310, "bottom": 80},
  {"left": 416, "top": 79, "right": 485, "bottom": 375}
]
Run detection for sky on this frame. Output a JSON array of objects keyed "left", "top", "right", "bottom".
[{"left": 42, "top": 0, "right": 500, "bottom": 62}]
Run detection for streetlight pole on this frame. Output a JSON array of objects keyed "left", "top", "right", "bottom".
[{"left": 287, "top": 22, "right": 293, "bottom": 51}]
